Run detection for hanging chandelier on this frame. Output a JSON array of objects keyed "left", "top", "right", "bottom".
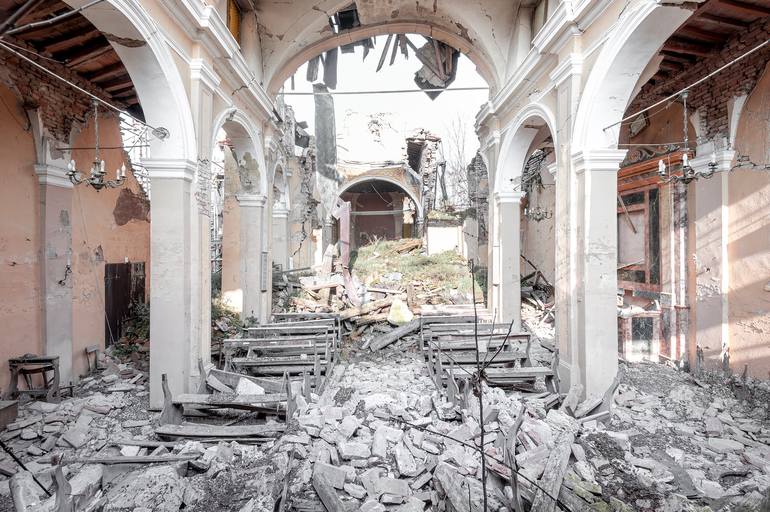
[
  {"left": 67, "top": 99, "right": 126, "bottom": 191},
  {"left": 658, "top": 91, "right": 718, "bottom": 184},
  {"left": 524, "top": 204, "right": 553, "bottom": 222}
]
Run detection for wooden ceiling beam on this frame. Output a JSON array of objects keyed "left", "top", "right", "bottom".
[
  {"left": 99, "top": 75, "right": 133, "bottom": 92},
  {"left": 663, "top": 39, "right": 714, "bottom": 57},
  {"left": 85, "top": 61, "right": 127, "bottom": 82},
  {"left": 55, "top": 37, "right": 111, "bottom": 67},
  {"left": 660, "top": 50, "right": 698, "bottom": 63},
  {"left": 699, "top": 12, "right": 750, "bottom": 28},
  {"left": 715, "top": 0, "right": 770, "bottom": 16},
  {"left": 659, "top": 60, "right": 684, "bottom": 72},
  {"left": 678, "top": 25, "right": 729, "bottom": 43},
  {"left": 15, "top": 0, "right": 67, "bottom": 25},
  {"left": 41, "top": 27, "right": 100, "bottom": 53}
]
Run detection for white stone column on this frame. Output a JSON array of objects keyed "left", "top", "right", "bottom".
[
  {"left": 572, "top": 149, "right": 625, "bottom": 397},
  {"left": 147, "top": 159, "right": 197, "bottom": 409},
  {"left": 35, "top": 164, "right": 74, "bottom": 385},
  {"left": 238, "top": 194, "right": 266, "bottom": 322},
  {"left": 495, "top": 191, "right": 524, "bottom": 329},
  {"left": 272, "top": 206, "right": 290, "bottom": 270}
]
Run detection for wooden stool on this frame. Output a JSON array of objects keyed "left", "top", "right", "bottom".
[{"left": 4, "top": 355, "right": 60, "bottom": 403}]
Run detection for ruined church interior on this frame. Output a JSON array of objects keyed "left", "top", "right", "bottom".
[{"left": 0, "top": 0, "right": 769, "bottom": 510}]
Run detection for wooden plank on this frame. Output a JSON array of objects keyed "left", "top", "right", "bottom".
[
  {"left": 61, "top": 455, "right": 199, "bottom": 465},
  {"left": 369, "top": 319, "right": 421, "bottom": 351},
  {"left": 173, "top": 393, "right": 287, "bottom": 407},
  {"left": 484, "top": 367, "right": 554, "bottom": 378},
  {"left": 436, "top": 351, "right": 527, "bottom": 365},
  {"left": 237, "top": 365, "right": 328, "bottom": 375},
  {"left": 531, "top": 431, "right": 576, "bottom": 512},
  {"left": 208, "top": 368, "right": 283, "bottom": 393},
  {"left": 155, "top": 423, "right": 284, "bottom": 439},
  {"left": 231, "top": 357, "right": 324, "bottom": 367},
  {"left": 244, "top": 325, "right": 334, "bottom": 335}
]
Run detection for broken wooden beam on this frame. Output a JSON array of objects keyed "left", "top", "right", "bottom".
[
  {"left": 155, "top": 423, "right": 284, "bottom": 439},
  {"left": 369, "top": 319, "right": 421, "bottom": 351}
]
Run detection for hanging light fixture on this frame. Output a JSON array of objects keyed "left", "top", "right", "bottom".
[
  {"left": 67, "top": 99, "right": 126, "bottom": 191},
  {"left": 658, "top": 91, "right": 718, "bottom": 184}
]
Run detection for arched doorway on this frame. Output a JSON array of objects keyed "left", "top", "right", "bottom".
[{"left": 336, "top": 177, "right": 422, "bottom": 252}]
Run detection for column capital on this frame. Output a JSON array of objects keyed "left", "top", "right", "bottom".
[
  {"left": 494, "top": 191, "right": 525, "bottom": 204},
  {"left": 143, "top": 159, "right": 198, "bottom": 181},
  {"left": 237, "top": 194, "right": 267, "bottom": 207},
  {"left": 272, "top": 206, "right": 290, "bottom": 218},
  {"left": 34, "top": 163, "right": 72, "bottom": 189},
  {"left": 691, "top": 149, "right": 736, "bottom": 173},
  {"left": 572, "top": 149, "right": 628, "bottom": 175}
]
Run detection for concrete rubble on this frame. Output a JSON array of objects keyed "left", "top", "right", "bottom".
[{"left": 1, "top": 317, "right": 769, "bottom": 512}]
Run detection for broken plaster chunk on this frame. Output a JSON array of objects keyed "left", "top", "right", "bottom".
[
  {"left": 313, "top": 462, "right": 346, "bottom": 490},
  {"left": 360, "top": 500, "right": 386, "bottom": 512},
  {"left": 339, "top": 441, "right": 370, "bottom": 460},
  {"left": 376, "top": 477, "right": 411, "bottom": 497},
  {"left": 394, "top": 443, "right": 418, "bottom": 477},
  {"left": 236, "top": 378, "right": 264, "bottom": 396},
  {"left": 338, "top": 416, "right": 359, "bottom": 440},
  {"left": 344, "top": 482, "right": 367, "bottom": 499},
  {"left": 705, "top": 417, "right": 723, "bottom": 436},
  {"left": 707, "top": 437, "right": 744, "bottom": 454}
]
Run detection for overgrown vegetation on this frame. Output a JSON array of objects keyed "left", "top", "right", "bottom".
[
  {"left": 122, "top": 301, "right": 150, "bottom": 341},
  {"left": 351, "top": 238, "right": 482, "bottom": 299}
]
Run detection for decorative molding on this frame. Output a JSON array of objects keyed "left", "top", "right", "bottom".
[
  {"left": 549, "top": 53, "right": 583, "bottom": 87},
  {"left": 237, "top": 194, "right": 267, "bottom": 207},
  {"left": 572, "top": 149, "right": 628, "bottom": 175},
  {"left": 495, "top": 191, "right": 526, "bottom": 204},
  {"left": 190, "top": 58, "right": 221, "bottom": 91},
  {"left": 272, "top": 207, "right": 290, "bottom": 218},
  {"left": 34, "top": 164, "right": 73, "bottom": 189},
  {"left": 691, "top": 150, "right": 736, "bottom": 174},
  {"left": 142, "top": 158, "right": 198, "bottom": 181}
]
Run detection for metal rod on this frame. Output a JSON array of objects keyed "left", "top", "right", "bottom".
[
  {"left": 3, "top": 0, "right": 106, "bottom": 36},
  {"left": 0, "top": 0, "right": 44, "bottom": 36},
  {"left": 0, "top": 438, "right": 52, "bottom": 496},
  {"left": 279, "top": 86, "right": 488, "bottom": 96}
]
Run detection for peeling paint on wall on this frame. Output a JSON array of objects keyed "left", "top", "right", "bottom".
[{"left": 113, "top": 188, "right": 150, "bottom": 226}]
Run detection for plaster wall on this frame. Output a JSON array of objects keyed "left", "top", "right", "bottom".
[
  {"left": 728, "top": 63, "right": 770, "bottom": 378},
  {"left": 69, "top": 114, "right": 150, "bottom": 380},
  {"left": 0, "top": 85, "right": 43, "bottom": 391},
  {"left": 521, "top": 173, "right": 556, "bottom": 285}
]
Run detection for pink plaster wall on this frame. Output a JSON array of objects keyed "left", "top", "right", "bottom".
[
  {"left": 0, "top": 82, "right": 150, "bottom": 388},
  {"left": 69, "top": 113, "right": 150, "bottom": 380},
  {"left": 728, "top": 63, "right": 770, "bottom": 379},
  {"left": 0, "top": 84, "right": 43, "bottom": 392}
]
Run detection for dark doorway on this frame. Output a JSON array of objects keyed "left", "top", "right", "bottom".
[{"left": 104, "top": 262, "right": 146, "bottom": 346}]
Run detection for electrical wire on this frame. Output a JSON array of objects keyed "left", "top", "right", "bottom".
[
  {"left": 0, "top": 40, "right": 167, "bottom": 135},
  {"left": 604, "top": 37, "right": 770, "bottom": 132},
  {"left": 279, "top": 86, "right": 489, "bottom": 96}
]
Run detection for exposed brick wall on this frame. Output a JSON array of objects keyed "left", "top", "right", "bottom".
[
  {"left": 0, "top": 37, "right": 119, "bottom": 142},
  {"left": 626, "top": 15, "right": 770, "bottom": 142}
]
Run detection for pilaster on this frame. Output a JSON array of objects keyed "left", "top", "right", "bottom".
[
  {"left": 494, "top": 191, "right": 525, "bottom": 329},
  {"left": 146, "top": 158, "right": 197, "bottom": 409},
  {"left": 571, "top": 149, "right": 626, "bottom": 397},
  {"left": 35, "top": 164, "right": 74, "bottom": 385},
  {"left": 237, "top": 193, "right": 267, "bottom": 322}
]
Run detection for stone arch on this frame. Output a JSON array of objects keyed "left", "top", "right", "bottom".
[
  {"left": 267, "top": 22, "right": 499, "bottom": 95},
  {"left": 494, "top": 103, "right": 558, "bottom": 194},
  {"left": 271, "top": 158, "right": 290, "bottom": 210},
  {"left": 211, "top": 108, "right": 267, "bottom": 196},
  {"left": 66, "top": 0, "right": 197, "bottom": 161},
  {"left": 572, "top": 0, "right": 692, "bottom": 151},
  {"left": 337, "top": 175, "right": 423, "bottom": 221}
]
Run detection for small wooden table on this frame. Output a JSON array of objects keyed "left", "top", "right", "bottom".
[{"left": 4, "top": 355, "right": 60, "bottom": 403}]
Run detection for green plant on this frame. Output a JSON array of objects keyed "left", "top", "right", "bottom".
[{"left": 122, "top": 301, "right": 150, "bottom": 341}]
